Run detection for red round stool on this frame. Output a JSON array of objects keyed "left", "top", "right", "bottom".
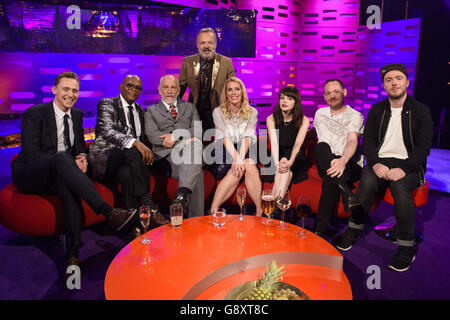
[{"left": 374, "top": 180, "right": 429, "bottom": 243}]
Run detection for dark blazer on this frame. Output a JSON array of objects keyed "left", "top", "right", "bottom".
[
  {"left": 88, "top": 96, "right": 146, "bottom": 180},
  {"left": 362, "top": 95, "right": 433, "bottom": 179},
  {"left": 12, "top": 102, "right": 86, "bottom": 171}
]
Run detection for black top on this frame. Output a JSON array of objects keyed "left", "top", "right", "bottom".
[
  {"left": 362, "top": 95, "right": 433, "bottom": 176},
  {"left": 262, "top": 119, "right": 308, "bottom": 184}
]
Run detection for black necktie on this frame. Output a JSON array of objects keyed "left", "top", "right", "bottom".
[
  {"left": 127, "top": 105, "right": 137, "bottom": 138},
  {"left": 63, "top": 114, "right": 72, "bottom": 153}
]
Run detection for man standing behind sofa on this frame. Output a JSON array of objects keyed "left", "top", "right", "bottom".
[
  {"left": 11, "top": 72, "right": 137, "bottom": 269},
  {"left": 145, "top": 75, "right": 204, "bottom": 217},
  {"left": 179, "top": 27, "right": 235, "bottom": 133},
  {"left": 88, "top": 75, "right": 169, "bottom": 228},
  {"left": 337, "top": 63, "right": 433, "bottom": 272}
]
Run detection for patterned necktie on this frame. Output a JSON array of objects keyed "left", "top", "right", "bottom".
[
  {"left": 169, "top": 104, "right": 177, "bottom": 119},
  {"left": 63, "top": 114, "right": 72, "bottom": 153},
  {"left": 127, "top": 105, "right": 137, "bottom": 138}
]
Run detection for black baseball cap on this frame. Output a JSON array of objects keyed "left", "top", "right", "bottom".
[{"left": 380, "top": 63, "right": 408, "bottom": 81}]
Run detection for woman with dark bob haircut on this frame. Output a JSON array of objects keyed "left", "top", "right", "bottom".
[{"left": 265, "top": 86, "right": 309, "bottom": 199}]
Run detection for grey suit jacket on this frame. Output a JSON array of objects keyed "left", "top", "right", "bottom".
[
  {"left": 144, "top": 98, "right": 202, "bottom": 160},
  {"left": 178, "top": 52, "right": 235, "bottom": 109},
  {"left": 88, "top": 95, "right": 145, "bottom": 180}
]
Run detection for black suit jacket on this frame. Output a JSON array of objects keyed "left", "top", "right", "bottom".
[{"left": 12, "top": 102, "right": 86, "bottom": 170}]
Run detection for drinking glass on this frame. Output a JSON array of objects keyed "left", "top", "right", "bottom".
[
  {"left": 237, "top": 186, "right": 247, "bottom": 221},
  {"left": 296, "top": 196, "right": 311, "bottom": 238},
  {"left": 139, "top": 205, "right": 153, "bottom": 244},
  {"left": 261, "top": 189, "right": 275, "bottom": 225},
  {"left": 211, "top": 208, "right": 226, "bottom": 227},
  {"left": 170, "top": 203, "right": 183, "bottom": 228},
  {"left": 276, "top": 192, "right": 291, "bottom": 230}
]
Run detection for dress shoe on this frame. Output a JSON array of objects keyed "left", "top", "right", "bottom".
[
  {"left": 150, "top": 209, "right": 170, "bottom": 228},
  {"left": 337, "top": 183, "right": 360, "bottom": 212},
  {"left": 109, "top": 208, "right": 137, "bottom": 231},
  {"left": 171, "top": 192, "right": 188, "bottom": 214},
  {"left": 314, "top": 231, "right": 328, "bottom": 241}
]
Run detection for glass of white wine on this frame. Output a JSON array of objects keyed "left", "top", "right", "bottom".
[
  {"left": 139, "top": 205, "right": 153, "bottom": 244},
  {"left": 261, "top": 189, "right": 275, "bottom": 225},
  {"left": 237, "top": 185, "right": 246, "bottom": 221},
  {"left": 276, "top": 192, "right": 291, "bottom": 230}
]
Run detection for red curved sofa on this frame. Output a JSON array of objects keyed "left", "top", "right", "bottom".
[{"left": 0, "top": 136, "right": 363, "bottom": 236}]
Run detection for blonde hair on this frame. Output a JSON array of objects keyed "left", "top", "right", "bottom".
[{"left": 219, "top": 77, "right": 253, "bottom": 120}]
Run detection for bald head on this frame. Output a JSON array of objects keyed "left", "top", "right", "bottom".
[
  {"left": 120, "top": 75, "right": 143, "bottom": 104},
  {"left": 158, "top": 75, "right": 180, "bottom": 105}
]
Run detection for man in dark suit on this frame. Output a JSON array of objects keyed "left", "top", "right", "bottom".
[
  {"left": 145, "top": 75, "right": 204, "bottom": 217},
  {"left": 179, "top": 27, "right": 235, "bottom": 132},
  {"left": 88, "top": 75, "right": 169, "bottom": 228},
  {"left": 11, "top": 72, "right": 137, "bottom": 268}
]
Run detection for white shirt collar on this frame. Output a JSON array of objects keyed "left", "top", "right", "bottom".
[
  {"left": 161, "top": 99, "right": 177, "bottom": 111},
  {"left": 120, "top": 94, "right": 135, "bottom": 110},
  {"left": 53, "top": 100, "right": 71, "bottom": 119}
]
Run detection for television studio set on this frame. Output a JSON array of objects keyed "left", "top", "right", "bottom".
[{"left": 0, "top": 0, "right": 449, "bottom": 304}]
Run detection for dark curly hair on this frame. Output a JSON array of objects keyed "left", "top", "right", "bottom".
[{"left": 273, "top": 86, "right": 304, "bottom": 128}]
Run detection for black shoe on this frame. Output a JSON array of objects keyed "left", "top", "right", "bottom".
[
  {"left": 337, "top": 183, "right": 360, "bottom": 212},
  {"left": 314, "top": 231, "right": 328, "bottom": 241},
  {"left": 336, "top": 227, "right": 361, "bottom": 251},
  {"left": 171, "top": 192, "right": 188, "bottom": 214},
  {"left": 109, "top": 208, "right": 138, "bottom": 231},
  {"left": 150, "top": 209, "right": 170, "bottom": 228},
  {"left": 388, "top": 245, "right": 415, "bottom": 272}
]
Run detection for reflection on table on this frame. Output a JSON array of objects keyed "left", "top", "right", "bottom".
[{"left": 104, "top": 215, "right": 352, "bottom": 300}]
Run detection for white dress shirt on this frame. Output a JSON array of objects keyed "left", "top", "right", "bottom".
[
  {"left": 161, "top": 99, "right": 178, "bottom": 114},
  {"left": 120, "top": 94, "right": 141, "bottom": 149},
  {"left": 53, "top": 101, "right": 74, "bottom": 153}
]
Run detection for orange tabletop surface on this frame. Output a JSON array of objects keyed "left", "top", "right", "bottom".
[{"left": 104, "top": 215, "right": 352, "bottom": 300}]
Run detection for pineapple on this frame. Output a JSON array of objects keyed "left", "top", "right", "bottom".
[{"left": 248, "top": 260, "right": 285, "bottom": 300}]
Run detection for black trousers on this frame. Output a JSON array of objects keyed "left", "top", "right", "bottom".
[
  {"left": 12, "top": 152, "right": 112, "bottom": 257},
  {"left": 350, "top": 165, "right": 419, "bottom": 245},
  {"left": 102, "top": 147, "right": 150, "bottom": 210},
  {"left": 314, "top": 142, "right": 362, "bottom": 233}
]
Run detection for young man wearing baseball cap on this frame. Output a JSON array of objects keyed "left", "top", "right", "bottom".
[{"left": 337, "top": 63, "right": 433, "bottom": 272}]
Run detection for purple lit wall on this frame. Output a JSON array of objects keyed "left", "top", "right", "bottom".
[
  {"left": 0, "top": 0, "right": 421, "bottom": 134},
  {"left": 231, "top": 0, "right": 419, "bottom": 128}
]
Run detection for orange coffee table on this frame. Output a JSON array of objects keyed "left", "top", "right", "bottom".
[{"left": 104, "top": 215, "right": 352, "bottom": 300}]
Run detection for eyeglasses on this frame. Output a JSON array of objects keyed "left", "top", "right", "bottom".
[{"left": 126, "top": 83, "right": 142, "bottom": 91}]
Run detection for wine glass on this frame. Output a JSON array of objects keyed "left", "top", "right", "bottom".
[
  {"left": 261, "top": 189, "right": 275, "bottom": 225},
  {"left": 296, "top": 196, "right": 311, "bottom": 238},
  {"left": 276, "top": 192, "right": 291, "bottom": 230},
  {"left": 237, "top": 185, "right": 246, "bottom": 221},
  {"left": 139, "top": 205, "right": 153, "bottom": 244}
]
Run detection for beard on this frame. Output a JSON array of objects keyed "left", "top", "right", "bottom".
[
  {"left": 387, "top": 88, "right": 407, "bottom": 100},
  {"left": 200, "top": 49, "right": 215, "bottom": 60},
  {"left": 327, "top": 97, "right": 344, "bottom": 109}
]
